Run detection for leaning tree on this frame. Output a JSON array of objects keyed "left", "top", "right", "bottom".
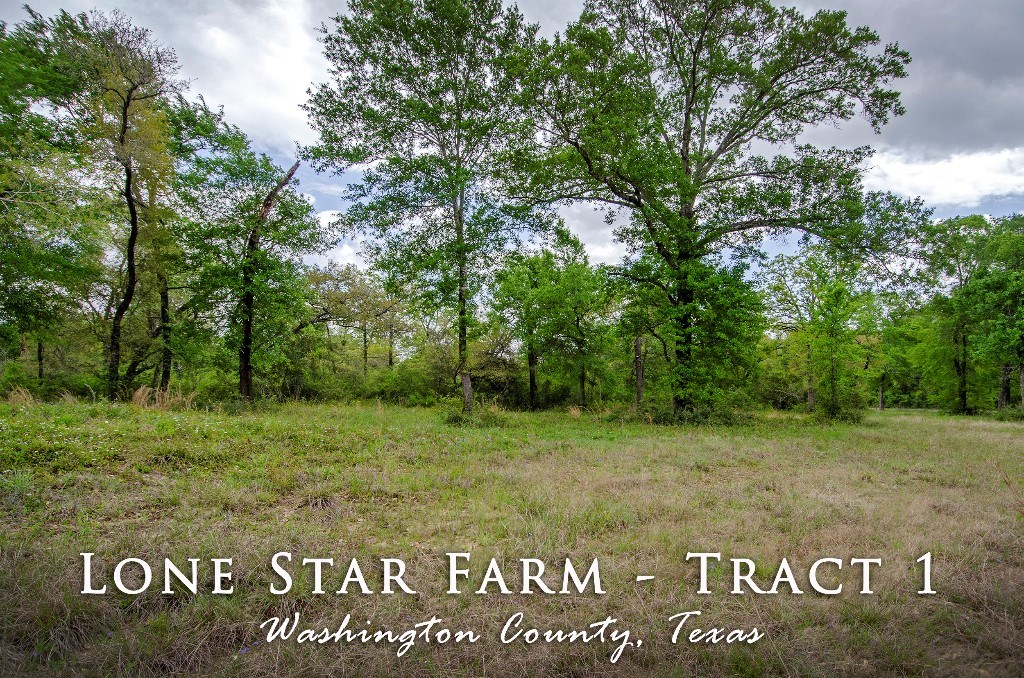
[{"left": 171, "top": 98, "right": 325, "bottom": 401}]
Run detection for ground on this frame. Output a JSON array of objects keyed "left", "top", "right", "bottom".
[{"left": 0, "top": 402, "right": 1021, "bottom": 676}]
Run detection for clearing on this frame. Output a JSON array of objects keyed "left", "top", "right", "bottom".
[{"left": 0, "top": 403, "right": 1021, "bottom": 675}]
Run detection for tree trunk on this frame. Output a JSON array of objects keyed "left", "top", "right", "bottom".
[
  {"left": 671, "top": 284, "right": 696, "bottom": 416},
  {"left": 107, "top": 161, "right": 141, "bottom": 401},
  {"left": 579, "top": 364, "right": 587, "bottom": 408},
  {"left": 828, "top": 352, "right": 840, "bottom": 416},
  {"left": 362, "top": 325, "right": 369, "bottom": 377},
  {"left": 239, "top": 161, "right": 300, "bottom": 401},
  {"left": 123, "top": 356, "right": 148, "bottom": 389},
  {"left": 388, "top": 328, "right": 394, "bottom": 368},
  {"left": 953, "top": 331, "right": 969, "bottom": 414},
  {"left": 633, "top": 335, "right": 645, "bottom": 407},
  {"left": 239, "top": 306, "right": 254, "bottom": 398},
  {"left": 36, "top": 340, "right": 43, "bottom": 380},
  {"left": 527, "top": 345, "right": 538, "bottom": 410},
  {"left": 158, "top": 273, "right": 172, "bottom": 393},
  {"left": 238, "top": 271, "right": 256, "bottom": 398},
  {"left": 806, "top": 343, "right": 815, "bottom": 412},
  {"left": 878, "top": 372, "right": 885, "bottom": 411},
  {"left": 149, "top": 358, "right": 160, "bottom": 390},
  {"left": 1019, "top": 364, "right": 1024, "bottom": 419},
  {"left": 455, "top": 196, "right": 473, "bottom": 414},
  {"left": 457, "top": 288, "right": 473, "bottom": 412},
  {"left": 997, "top": 365, "right": 1012, "bottom": 410}
]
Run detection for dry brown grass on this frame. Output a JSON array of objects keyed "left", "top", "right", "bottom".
[
  {"left": 130, "top": 385, "right": 196, "bottom": 411},
  {"left": 5, "top": 386, "right": 34, "bottom": 405},
  {"left": 0, "top": 404, "right": 1021, "bottom": 676},
  {"left": 1000, "top": 463, "right": 1024, "bottom": 519},
  {"left": 131, "top": 385, "right": 154, "bottom": 406}
]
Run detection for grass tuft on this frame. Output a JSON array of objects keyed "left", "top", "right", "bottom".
[{"left": 5, "top": 386, "right": 34, "bottom": 405}]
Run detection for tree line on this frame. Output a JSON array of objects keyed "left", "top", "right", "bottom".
[{"left": 1, "top": 1, "right": 1021, "bottom": 422}]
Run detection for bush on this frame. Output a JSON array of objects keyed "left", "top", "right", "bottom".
[
  {"left": 442, "top": 403, "right": 510, "bottom": 428},
  {"left": 813, "top": 382, "right": 866, "bottom": 423},
  {"left": 812, "top": 405, "right": 864, "bottom": 424},
  {"left": 188, "top": 368, "right": 238, "bottom": 406},
  {"left": 366, "top": 364, "right": 438, "bottom": 406},
  {"left": 638, "top": 384, "right": 757, "bottom": 426},
  {"left": 0, "top": 361, "right": 31, "bottom": 397},
  {"left": 992, "top": 407, "right": 1024, "bottom": 422}
]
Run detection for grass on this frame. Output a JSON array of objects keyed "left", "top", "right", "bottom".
[{"left": 0, "top": 402, "right": 1021, "bottom": 675}]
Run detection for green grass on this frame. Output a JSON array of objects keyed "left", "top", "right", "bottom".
[{"left": 0, "top": 402, "right": 1022, "bottom": 675}]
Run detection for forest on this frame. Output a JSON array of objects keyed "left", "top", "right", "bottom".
[{"left": 2, "top": 0, "right": 1022, "bottom": 424}]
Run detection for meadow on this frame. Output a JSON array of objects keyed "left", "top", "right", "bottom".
[{"left": 0, "top": 401, "right": 1021, "bottom": 676}]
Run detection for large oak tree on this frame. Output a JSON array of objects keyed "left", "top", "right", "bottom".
[{"left": 514, "top": 0, "right": 912, "bottom": 415}]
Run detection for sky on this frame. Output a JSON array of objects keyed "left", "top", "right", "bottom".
[{"left": 4, "top": 0, "right": 1023, "bottom": 265}]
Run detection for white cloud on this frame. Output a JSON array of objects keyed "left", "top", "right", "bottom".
[
  {"left": 304, "top": 242, "right": 363, "bottom": 269},
  {"left": 557, "top": 203, "right": 627, "bottom": 265},
  {"left": 316, "top": 209, "right": 341, "bottom": 229},
  {"left": 175, "top": 0, "right": 326, "bottom": 153},
  {"left": 866, "top": 148, "right": 1024, "bottom": 207},
  {"left": 325, "top": 242, "right": 362, "bottom": 267},
  {"left": 308, "top": 210, "right": 363, "bottom": 267},
  {"left": 6, "top": 0, "right": 1022, "bottom": 246},
  {"left": 1, "top": 0, "right": 326, "bottom": 156}
]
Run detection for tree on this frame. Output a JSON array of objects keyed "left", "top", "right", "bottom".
[
  {"left": 805, "top": 267, "right": 869, "bottom": 420},
  {"left": 537, "top": 236, "right": 613, "bottom": 408},
  {"left": 514, "top": 0, "right": 912, "bottom": 417},
  {"left": 304, "top": 264, "right": 402, "bottom": 377},
  {"left": 491, "top": 248, "right": 557, "bottom": 409},
  {"left": 759, "top": 246, "right": 871, "bottom": 420},
  {"left": 862, "top": 293, "right": 895, "bottom": 411},
  {"left": 304, "top": 0, "right": 545, "bottom": 413},
  {"left": 172, "top": 99, "right": 326, "bottom": 400},
  {"left": 23, "top": 9, "right": 184, "bottom": 399},
  {"left": 917, "top": 215, "right": 995, "bottom": 414},
  {"left": 614, "top": 276, "right": 665, "bottom": 410},
  {"left": 492, "top": 230, "right": 616, "bottom": 409},
  {"left": 967, "top": 215, "right": 1024, "bottom": 416},
  {"left": 0, "top": 11, "right": 102, "bottom": 372}
]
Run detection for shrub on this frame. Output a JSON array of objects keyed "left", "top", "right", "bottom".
[{"left": 442, "top": 403, "right": 510, "bottom": 428}]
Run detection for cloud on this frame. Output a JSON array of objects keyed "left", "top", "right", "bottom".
[
  {"left": 316, "top": 209, "right": 341, "bottom": 228},
  {"left": 306, "top": 210, "right": 364, "bottom": 268},
  {"left": 1, "top": 0, "right": 327, "bottom": 157},
  {"left": 304, "top": 241, "right": 363, "bottom": 269},
  {"left": 791, "top": 0, "right": 1024, "bottom": 157},
  {"left": 155, "top": 0, "right": 326, "bottom": 155},
  {"left": 867, "top": 148, "right": 1024, "bottom": 207},
  {"left": 556, "top": 204, "right": 627, "bottom": 265},
  {"left": 4, "top": 0, "right": 1021, "bottom": 237}
]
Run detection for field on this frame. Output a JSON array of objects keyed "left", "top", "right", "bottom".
[{"left": 0, "top": 401, "right": 1022, "bottom": 676}]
